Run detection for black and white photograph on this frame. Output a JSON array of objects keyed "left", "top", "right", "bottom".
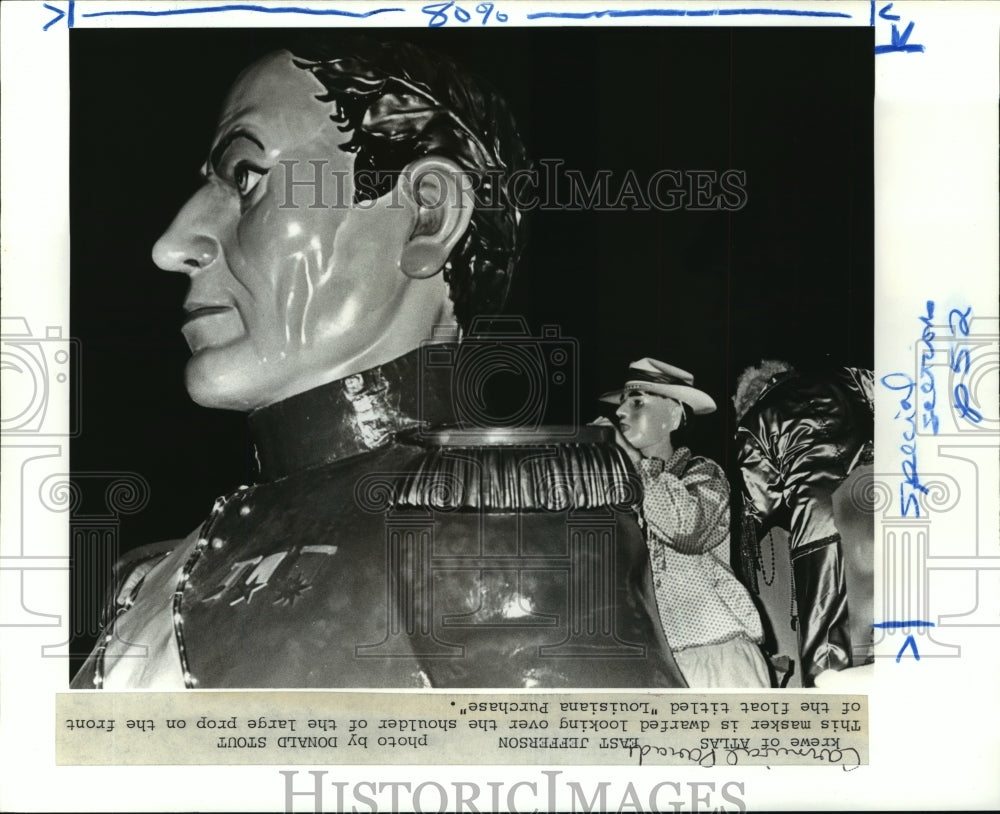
[
  {"left": 68, "top": 26, "right": 874, "bottom": 691},
  {"left": 3, "top": 2, "right": 1000, "bottom": 810}
]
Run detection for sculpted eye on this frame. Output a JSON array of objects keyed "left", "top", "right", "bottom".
[{"left": 234, "top": 163, "right": 266, "bottom": 198}]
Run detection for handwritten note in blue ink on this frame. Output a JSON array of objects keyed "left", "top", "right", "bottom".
[
  {"left": 918, "top": 300, "right": 941, "bottom": 435},
  {"left": 883, "top": 301, "right": 980, "bottom": 515}
]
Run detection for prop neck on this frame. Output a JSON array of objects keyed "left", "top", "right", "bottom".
[{"left": 247, "top": 347, "right": 455, "bottom": 482}]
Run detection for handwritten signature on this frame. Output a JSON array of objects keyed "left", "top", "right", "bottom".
[{"left": 629, "top": 743, "right": 861, "bottom": 770}]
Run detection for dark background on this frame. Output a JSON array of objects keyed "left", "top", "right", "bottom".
[{"left": 70, "top": 27, "right": 873, "bottom": 672}]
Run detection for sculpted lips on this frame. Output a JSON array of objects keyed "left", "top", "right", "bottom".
[
  {"left": 182, "top": 304, "right": 233, "bottom": 327},
  {"left": 181, "top": 304, "right": 243, "bottom": 353}
]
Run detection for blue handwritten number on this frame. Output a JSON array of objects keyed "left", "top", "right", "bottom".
[
  {"left": 422, "top": 1, "right": 450, "bottom": 25},
  {"left": 947, "top": 306, "right": 979, "bottom": 425},
  {"left": 476, "top": 2, "right": 507, "bottom": 23},
  {"left": 950, "top": 347, "right": 971, "bottom": 375},
  {"left": 423, "top": 1, "right": 458, "bottom": 26},
  {"left": 423, "top": 0, "right": 504, "bottom": 26},
  {"left": 948, "top": 307, "right": 972, "bottom": 337},
  {"left": 953, "top": 384, "right": 983, "bottom": 424}
]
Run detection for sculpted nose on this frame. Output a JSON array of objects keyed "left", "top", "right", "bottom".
[
  {"left": 615, "top": 403, "right": 628, "bottom": 419},
  {"left": 152, "top": 233, "right": 218, "bottom": 273},
  {"left": 152, "top": 188, "right": 221, "bottom": 273}
]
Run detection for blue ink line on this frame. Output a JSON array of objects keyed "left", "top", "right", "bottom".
[
  {"left": 81, "top": 3, "right": 405, "bottom": 20},
  {"left": 874, "top": 621, "right": 934, "bottom": 661},
  {"left": 873, "top": 620, "right": 935, "bottom": 629},
  {"left": 526, "top": 7, "right": 852, "bottom": 20},
  {"left": 874, "top": 43, "right": 925, "bottom": 54},
  {"left": 69, "top": 0, "right": 75, "bottom": 27}
]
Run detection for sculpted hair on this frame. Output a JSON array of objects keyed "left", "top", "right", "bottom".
[{"left": 287, "top": 36, "right": 531, "bottom": 332}]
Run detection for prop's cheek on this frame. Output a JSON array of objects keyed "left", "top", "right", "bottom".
[
  {"left": 228, "top": 193, "right": 341, "bottom": 353},
  {"left": 298, "top": 200, "right": 410, "bottom": 351},
  {"left": 226, "top": 186, "right": 412, "bottom": 377}
]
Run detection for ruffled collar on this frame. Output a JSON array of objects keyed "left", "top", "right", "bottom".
[{"left": 637, "top": 446, "right": 692, "bottom": 478}]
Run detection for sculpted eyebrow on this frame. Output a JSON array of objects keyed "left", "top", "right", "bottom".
[{"left": 209, "top": 128, "right": 265, "bottom": 176}]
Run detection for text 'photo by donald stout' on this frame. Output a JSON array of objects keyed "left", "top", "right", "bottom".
[{"left": 69, "top": 27, "right": 874, "bottom": 690}]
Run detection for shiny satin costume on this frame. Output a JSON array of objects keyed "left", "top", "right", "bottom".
[
  {"left": 735, "top": 367, "right": 874, "bottom": 685},
  {"left": 73, "top": 349, "right": 685, "bottom": 688}
]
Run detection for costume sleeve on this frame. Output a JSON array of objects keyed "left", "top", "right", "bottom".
[
  {"left": 736, "top": 430, "right": 784, "bottom": 534},
  {"left": 637, "top": 456, "right": 730, "bottom": 555}
]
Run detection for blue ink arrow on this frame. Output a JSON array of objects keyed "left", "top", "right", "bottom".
[
  {"left": 875, "top": 20, "right": 925, "bottom": 54},
  {"left": 41, "top": 0, "right": 74, "bottom": 30},
  {"left": 879, "top": 2, "right": 900, "bottom": 22},
  {"left": 42, "top": 3, "right": 64, "bottom": 30},
  {"left": 873, "top": 620, "right": 934, "bottom": 661},
  {"left": 873, "top": 620, "right": 935, "bottom": 629},
  {"left": 896, "top": 634, "right": 920, "bottom": 662}
]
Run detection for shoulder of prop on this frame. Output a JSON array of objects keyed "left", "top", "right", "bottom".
[{"left": 391, "top": 425, "right": 640, "bottom": 511}]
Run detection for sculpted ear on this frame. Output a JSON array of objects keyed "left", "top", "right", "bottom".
[
  {"left": 398, "top": 157, "right": 475, "bottom": 279},
  {"left": 667, "top": 400, "right": 684, "bottom": 433}
]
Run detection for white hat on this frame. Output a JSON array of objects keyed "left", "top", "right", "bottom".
[{"left": 599, "top": 357, "right": 717, "bottom": 415}]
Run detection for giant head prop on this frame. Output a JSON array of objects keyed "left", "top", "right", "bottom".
[{"left": 152, "top": 39, "right": 529, "bottom": 411}]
